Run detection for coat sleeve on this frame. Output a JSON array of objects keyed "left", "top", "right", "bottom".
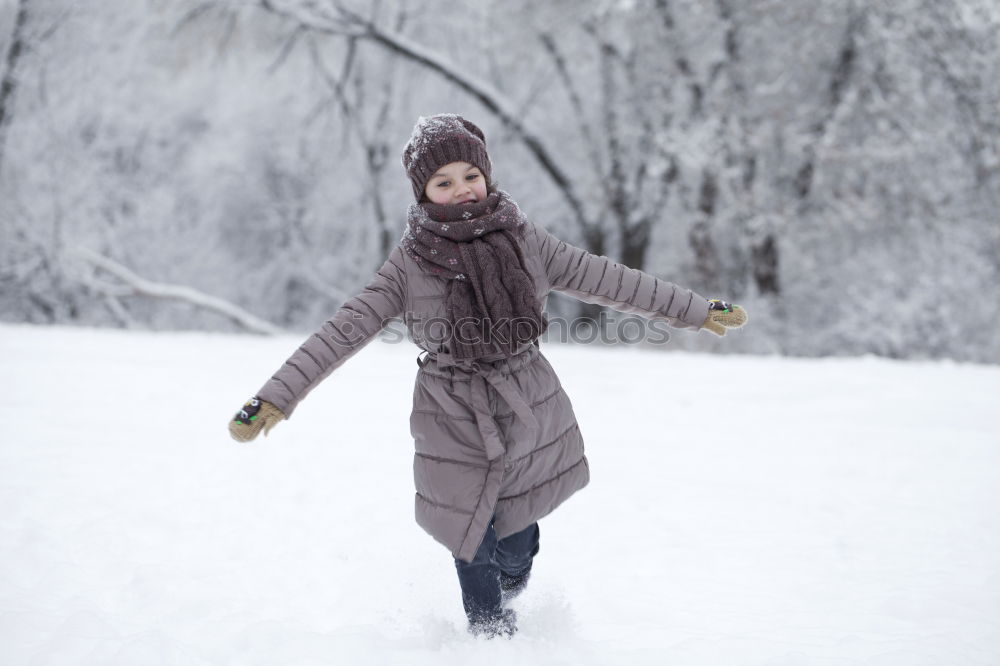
[
  {"left": 256, "top": 246, "right": 407, "bottom": 418},
  {"left": 531, "top": 223, "right": 710, "bottom": 331}
]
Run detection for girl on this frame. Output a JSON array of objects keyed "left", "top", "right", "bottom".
[{"left": 228, "top": 114, "right": 747, "bottom": 638}]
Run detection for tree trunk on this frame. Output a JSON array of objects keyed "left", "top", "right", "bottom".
[
  {"left": 690, "top": 168, "right": 720, "bottom": 291},
  {"left": 0, "top": 0, "right": 30, "bottom": 176},
  {"left": 751, "top": 234, "right": 780, "bottom": 295},
  {"left": 619, "top": 220, "right": 651, "bottom": 274}
]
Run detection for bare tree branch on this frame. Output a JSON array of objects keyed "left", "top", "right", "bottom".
[
  {"left": 171, "top": 1, "right": 214, "bottom": 36},
  {"left": 73, "top": 248, "right": 286, "bottom": 335},
  {"left": 258, "top": 0, "right": 366, "bottom": 38},
  {"left": 538, "top": 31, "right": 606, "bottom": 190},
  {"left": 259, "top": 0, "right": 593, "bottom": 237},
  {"left": 305, "top": 32, "right": 398, "bottom": 256},
  {"left": 267, "top": 24, "right": 307, "bottom": 73}
]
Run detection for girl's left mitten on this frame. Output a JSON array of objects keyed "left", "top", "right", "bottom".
[
  {"left": 228, "top": 396, "right": 285, "bottom": 442},
  {"left": 701, "top": 299, "right": 748, "bottom": 337}
]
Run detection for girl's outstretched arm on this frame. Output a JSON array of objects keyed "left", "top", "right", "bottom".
[
  {"left": 254, "top": 247, "right": 408, "bottom": 419},
  {"left": 531, "top": 224, "right": 711, "bottom": 331}
]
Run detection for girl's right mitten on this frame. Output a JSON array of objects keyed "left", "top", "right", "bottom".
[{"left": 228, "top": 396, "right": 285, "bottom": 442}]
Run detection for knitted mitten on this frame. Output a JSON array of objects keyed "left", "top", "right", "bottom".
[
  {"left": 701, "top": 299, "right": 748, "bottom": 337},
  {"left": 228, "top": 396, "right": 285, "bottom": 442}
]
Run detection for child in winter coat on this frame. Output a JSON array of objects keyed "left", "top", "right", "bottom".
[{"left": 228, "top": 114, "right": 747, "bottom": 638}]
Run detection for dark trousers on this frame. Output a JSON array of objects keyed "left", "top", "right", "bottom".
[{"left": 454, "top": 520, "right": 540, "bottom": 625}]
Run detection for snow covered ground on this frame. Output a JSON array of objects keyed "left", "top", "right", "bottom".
[{"left": 2, "top": 323, "right": 999, "bottom": 666}]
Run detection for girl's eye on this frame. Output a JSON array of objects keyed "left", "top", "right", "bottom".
[
  {"left": 466, "top": 173, "right": 479, "bottom": 181},
  {"left": 436, "top": 181, "right": 450, "bottom": 188}
]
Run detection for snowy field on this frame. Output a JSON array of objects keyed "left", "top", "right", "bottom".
[{"left": 2, "top": 322, "right": 999, "bottom": 666}]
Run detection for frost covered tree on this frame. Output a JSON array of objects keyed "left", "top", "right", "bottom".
[{"left": 0, "top": 0, "right": 997, "bottom": 362}]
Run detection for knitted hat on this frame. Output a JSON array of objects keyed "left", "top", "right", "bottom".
[{"left": 401, "top": 114, "right": 492, "bottom": 201}]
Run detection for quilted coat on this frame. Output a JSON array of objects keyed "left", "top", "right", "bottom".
[{"left": 256, "top": 221, "right": 710, "bottom": 562}]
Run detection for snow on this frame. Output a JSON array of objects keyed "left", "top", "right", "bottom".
[{"left": 2, "top": 323, "right": 999, "bottom": 665}]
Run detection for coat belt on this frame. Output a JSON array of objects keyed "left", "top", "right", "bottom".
[{"left": 418, "top": 348, "right": 540, "bottom": 461}]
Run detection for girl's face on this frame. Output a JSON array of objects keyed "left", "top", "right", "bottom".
[{"left": 423, "top": 161, "right": 488, "bottom": 205}]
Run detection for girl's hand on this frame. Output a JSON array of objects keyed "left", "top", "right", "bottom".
[
  {"left": 701, "top": 299, "right": 748, "bottom": 337},
  {"left": 228, "top": 396, "right": 285, "bottom": 442}
]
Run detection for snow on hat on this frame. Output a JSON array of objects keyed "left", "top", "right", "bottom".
[{"left": 401, "top": 114, "right": 492, "bottom": 201}]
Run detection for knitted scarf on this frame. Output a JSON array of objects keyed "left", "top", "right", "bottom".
[{"left": 402, "top": 191, "right": 546, "bottom": 360}]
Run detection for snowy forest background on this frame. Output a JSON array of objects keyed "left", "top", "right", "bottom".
[{"left": 1, "top": 0, "right": 998, "bottom": 363}]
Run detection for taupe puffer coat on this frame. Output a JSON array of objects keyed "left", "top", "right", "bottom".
[{"left": 256, "top": 221, "right": 709, "bottom": 562}]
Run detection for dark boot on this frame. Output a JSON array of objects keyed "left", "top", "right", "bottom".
[
  {"left": 499, "top": 569, "right": 531, "bottom": 604},
  {"left": 455, "top": 520, "right": 539, "bottom": 638},
  {"left": 468, "top": 608, "right": 517, "bottom": 639}
]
